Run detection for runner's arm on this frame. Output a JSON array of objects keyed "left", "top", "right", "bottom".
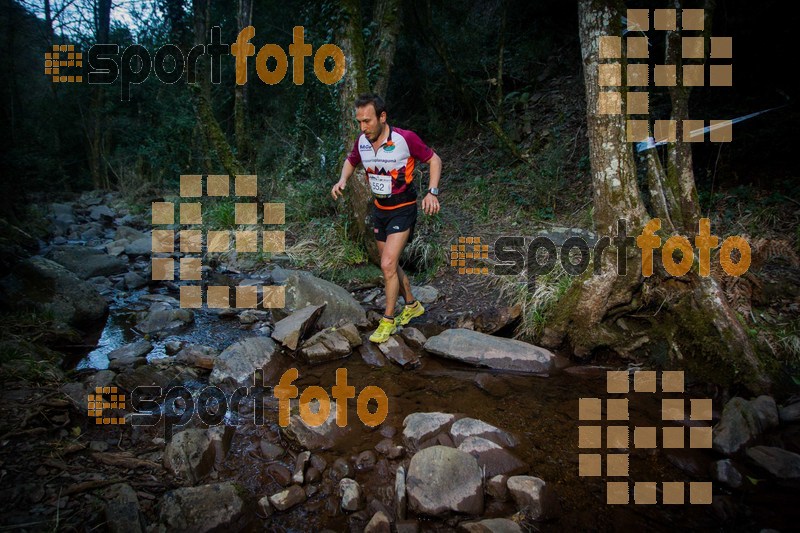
[{"left": 331, "top": 159, "right": 356, "bottom": 200}]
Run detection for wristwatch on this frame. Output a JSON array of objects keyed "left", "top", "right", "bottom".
[{"left": 428, "top": 188, "right": 439, "bottom": 196}]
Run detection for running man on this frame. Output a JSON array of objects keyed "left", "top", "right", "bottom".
[{"left": 331, "top": 94, "right": 441, "bottom": 343}]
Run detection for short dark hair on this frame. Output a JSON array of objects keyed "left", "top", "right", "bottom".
[{"left": 354, "top": 93, "right": 386, "bottom": 118}]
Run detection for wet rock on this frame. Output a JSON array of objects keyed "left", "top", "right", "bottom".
[
  {"left": 507, "top": 476, "right": 548, "bottom": 520},
  {"left": 292, "top": 451, "right": 311, "bottom": 484},
  {"left": 269, "top": 485, "right": 306, "bottom": 511},
  {"left": 375, "top": 439, "right": 405, "bottom": 459},
  {"left": 0, "top": 257, "right": 108, "bottom": 329},
  {"left": 713, "top": 397, "right": 762, "bottom": 455},
  {"left": 411, "top": 285, "right": 438, "bottom": 304},
  {"left": 459, "top": 518, "right": 523, "bottom": 533},
  {"left": 282, "top": 404, "right": 351, "bottom": 451},
  {"left": 108, "top": 356, "right": 147, "bottom": 371},
  {"left": 310, "top": 454, "right": 327, "bottom": 473},
  {"left": 424, "top": 329, "right": 554, "bottom": 374},
  {"left": 780, "top": 402, "right": 800, "bottom": 423},
  {"left": 339, "top": 478, "right": 364, "bottom": 511},
  {"left": 395, "top": 466, "right": 407, "bottom": 520},
  {"left": 271, "top": 304, "right": 325, "bottom": 351},
  {"left": 364, "top": 510, "right": 391, "bottom": 533},
  {"left": 356, "top": 450, "right": 377, "bottom": 471},
  {"left": 713, "top": 459, "right": 743, "bottom": 488},
  {"left": 486, "top": 475, "right": 508, "bottom": 501},
  {"left": 209, "top": 337, "right": 279, "bottom": 387},
  {"left": 471, "top": 305, "right": 522, "bottom": 335},
  {"left": 135, "top": 308, "right": 194, "bottom": 336},
  {"left": 124, "top": 272, "right": 147, "bottom": 290},
  {"left": 399, "top": 327, "right": 427, "bottom": 349},
  {"left": 104, "top": 483, "right": 143, "bottom": 533},
  {"left": 450, "top": 418, "right": 519, "bottom": 448},
  {"left": 175, "top": 344, "right": 219, "bottom": 370},
  {"left": 279, "top": 271, "right": 367, "bottom": 328},
  {"left": 750, "top": 396, "right": 779, "bottom": 432},
  {"left": 299, "top": 328, "right": 352, "bottom": 364},
  {"left": 378, "top": 337, "right": 420, "bottom": 369},
  {"left": 158, "top": 482, "right": 246, "bottom": 532},
  {"left": 406, "top": 446, "right": 483, "bottom": 516},
  {"left": 330, "top": 458, "right": 352, "bottom": 481},
  {"left": 257, "top": 495, "right": 273, "bottom": 517},
  {"left": 108, "top": 340, "right": 153, "bottom": 361},
  {"left": 84, "top": 369, "right": 116, "bottom": 390},
  {"left": 259, "top": 441, "right": 285, "bottom": 461},
  {"left": 61, "top": 382, "right": 89, "bottom": 411},
  {"left": 403, "top": 412, "right": 457, "bottom": 452},
  {"left": 238, "top": 309, "right": 265, "bottom": 325},
  {"left": 359, "top": 342, "right": 387, "bottom": 367},
  {"left": 473, "top": 374, "right": 510, "bottom": 397},
  {"left": 125, "top": 237, "right": 152, "bottom": 257},
  {"left": 164, "top": 429, "right": 216, "bottom": 484},
  {"left": 165, "top": 341, "right": 183, "bottom": 355},
  {"left": 266, "top": 464, "right": 292, "bottom": 486},
  {"left": 46, "top": 245, "right": 127, "bottom": 279},
  {"left": 746, "top": 446, "right": 800, "bottom": 479},
  {"left": 458, "top": 437, "right": 526, "bottom": 478},
  {"left": 306, "top": 467, "right": 322, "bottom": 483}
]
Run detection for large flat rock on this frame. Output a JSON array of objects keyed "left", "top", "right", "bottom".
[
  {"left": 423, "top": 329, "right": 554, "bottom": 374},
  {"left": 406, "top": 445, "right": 483, "bottom": 516}
]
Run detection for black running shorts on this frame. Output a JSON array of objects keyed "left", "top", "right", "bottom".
[{"left": 372, "top": 202, "right": 417, "bottom": 243}]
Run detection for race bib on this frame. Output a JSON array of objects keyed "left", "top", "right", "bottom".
[{"left": 368, "top": 174, "right": 392, "bottom": 198}]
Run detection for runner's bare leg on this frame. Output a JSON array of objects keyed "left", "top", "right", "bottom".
[{"left": 377, "top": 232, "right": 414, "bottom": 317}]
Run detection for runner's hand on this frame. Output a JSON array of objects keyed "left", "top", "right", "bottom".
[
  {"left": 331, "top": 178, "right": 347, "bottom": 200},
  {"left": 422, "top": 193, "right": 440, "bottom": 215}
]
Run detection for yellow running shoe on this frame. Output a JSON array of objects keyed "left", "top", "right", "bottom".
[
  {"left": 369, "top": 318, "right": 397, "bottom": 343},
  {"left": 395, "top": 301, "right": 425, "bottom": 326}
]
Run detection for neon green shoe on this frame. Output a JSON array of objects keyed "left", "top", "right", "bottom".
[
  {"left": 395, "top": 301, "right": 425, "bottom": 326},
  {"left": 369, "top": 318, "right": 397, "bottom": 343}
]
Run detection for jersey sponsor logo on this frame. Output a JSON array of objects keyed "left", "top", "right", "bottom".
[{"left": 360, "top": 143, "right": 371, "bottom": 150}]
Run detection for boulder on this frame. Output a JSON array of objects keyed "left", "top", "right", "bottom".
[
  {"left": 402, "top": 412, "right": 457, "bottom": 452},
  {"left": 713, "top": 397, "right": 762, "bottom": 455},
  {"left": 395, "top": 466, "right": 407, "bottom": 520},
  {"left": 135, "top": 308, "right": 193, "bottom": 336},
  {"left": 486, "top": 475, "right": 508, "bottom": 501},
  {"left": 339, "top": 478, "right": 364, "bottom": 511},
  {"left": 158, "top": 482, "right": 246, "bottom": 532},
  {"left": 406, "top": 446, "right": 483, "bottom": 516},
  {"left": 299, "top": 328, "right": 352, "bottom": 364},
  {"left": 364, "top": 510, "right": 391, "bottom": 533},
  {"left": 116, "top": 226, "right": 146, "bottom": 242},
  {"left": 780, "top": 402, "right": 800, "bottom": 423},
  {"left": 457, "top": 437, "right": 526, "bottom": 478},
  {"left": 279, "top": 271, "right": 367, "bottom": 328},
  {"left": 209, "top": 337, "right": 279, "bottom": 387},
  {"left": 175, "top": 344, "right": 219, "bottom": 370},
  {"left": 450, "top": 418, "right": 519, "bottom": 448},
  {"left": 423, "top": 329, "right": 554, "bottom": 374},
  {"left": 89, "top": 205, "right": 115, "bottom": 221},
  {"left": 164, "top": 429, "right": 216, "bottom": 484},
  {"left": 281, "top": 403, "right": 351, "bottom": 451},
  {"left": 750, "top": 395, "right": 779, "bottom": 432},
  {"left": 271, "top": 304, "right": 325, "bottom": 350},
  {"left": 410, "top": 285, "right": 438, "bottom": 304},
  {"left": 292, "top": 451, "right": 310, "bottom": 484},
  {"left": 108, "top": 340, "right": 153, "bottom": 361},
  {"left": 103, "top": 483, "right": 143, "bottom": 533},
  {"left": 378, "top": 337, "right": 420, "bottom": 369},
  {"left": 399, "top": 327, "right": 427, "bottom": 349},
  {"left": 0, "top": 257, "right": 108, "bottom": 329},
  {"left": 506, "top": 476, "right": 549, "bottom": 520},
  {"left": 712, "top": 459, "right": 743, "bottom": 488},
  {"left": 124, "top": 272, "right": 148, "bottom": 290},
  {"left": 746, "top": 446, "right": 800, "bottom": 480},
  {"left": 359, "top": 343, "right": 387, "bottom": 367},
  {"left": 268, "top": 485, "right": 306, "bottom": 511},
  {"left": 46, "top": 245, "right": 127, "bottom": 279},
  {"left": 108, "top": 356, "right": 147, "bottom": 371}
]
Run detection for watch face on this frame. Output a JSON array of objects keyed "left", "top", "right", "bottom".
[{"left": 430, "top": 188, "right": 439, "bottom": 195}]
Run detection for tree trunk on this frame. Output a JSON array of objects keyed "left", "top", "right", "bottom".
[
  {"left": 370, "top": 0, "right": 401, "bottom": 98},
  {"left": 234, "top": 0, "right": 253, "bottom": 162},
  {"left": 339, "top": 0, "right": 379, "bottom": 264},
  {"left": 191, "top": 0, "right": 243, "bottom": 177},
  {"left": 543, "top": 0, "right": 768, "bottom": 392},
  {"left": 87, "top": 0, "right": 112, "bottom": 189}
]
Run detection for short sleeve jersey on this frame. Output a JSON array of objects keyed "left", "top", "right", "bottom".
[{"left": 347, "top": 126, "right": 434, "bottom": 210}]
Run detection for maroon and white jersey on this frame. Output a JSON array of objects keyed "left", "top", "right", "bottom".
[{"left": 347, "top": 126, "right": 434, "bottom": 210}]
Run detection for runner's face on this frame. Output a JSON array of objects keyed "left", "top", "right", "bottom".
[{"left": 356, "top": 105, "right": 386, "bottom": 143}]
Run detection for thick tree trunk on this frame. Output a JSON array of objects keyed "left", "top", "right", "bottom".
[
  {"left": 192, "top": 0, "right": 243, "bottom": 177},
  {"left": 370, "top": 0, "right": 401, "bottom": 98},
  {"left": 234, "top": 0, "right": 253, "bottom": 162},
  {"left": 543, "top": 0, "right": 768, "bottom": 392},
  {"left": 339, "top": 0, "right": 379, "bottom": 264}
]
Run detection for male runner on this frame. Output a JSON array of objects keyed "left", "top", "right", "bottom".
[{"left": 331, "top": 94, "right": 441, "bottom": 343}]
